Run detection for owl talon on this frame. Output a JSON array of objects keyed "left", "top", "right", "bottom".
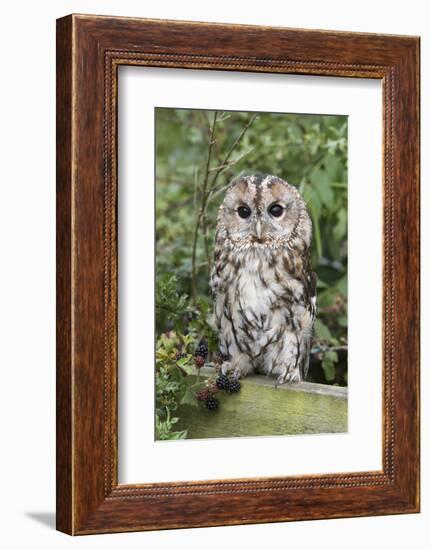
[
  {"left": 287, "top": 369, "right": 301, "bottom": 384},
  {"left": 232, "top": 368, "right": 243, "bottom": 381},
  {"left": 275, "top": 367, "right": 301, "bottom": 387},
  {"left": 274, "top": 374, "right": 285, "bottom": 388},
  {"left": 220, "top": 360, "right": 250, "bottom": 380}
]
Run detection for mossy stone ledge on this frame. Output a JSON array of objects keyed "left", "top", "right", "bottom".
[{"left": 176, "top": 366, "right": 347, "bottom": 440}]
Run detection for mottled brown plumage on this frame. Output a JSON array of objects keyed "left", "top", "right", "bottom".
[{"left": 210, "top": 174, "right": 317, "bottom": 385}]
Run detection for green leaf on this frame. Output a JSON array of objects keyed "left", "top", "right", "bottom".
[
  {"left": 333, "top": 208, "right": 347, "bottom": 241},
  {"left": 315, "top": 319, "right": 331, "bottom": 340},
  {"left": 323, "top": 154, "right": 341, "bottom": 180},
  {"left": 317, "top": 289, "right": 337, "bottom": 308},
  {"left": 169, "top": 367, "right": 182, "bottom": 383},
  {"left": 180, "top": 387, "right": 198, "bottom": 408},
  {"left": 336, "top": 275, "right": 348, "bottom": 297},
  {"left": 322, "top": 355, "right": 336, "bottom": 381},
  {"left": 169, "top": 430, "right": 188, "bottom": 440},
  {"left": 316, "top": 279, "right": 328, "bottom": 289},
  {"left": 303, "top": 184, "right": 322, "bottom": 217},
  {"left": 288, "top": 122, "right": 303, "bottom": 142},
  {"left": 338, "top": 315, "right": 348, "bottom": 327},
  {"left": 311, "top": 170, "right": 334, "bottom": 208},
  {"left": 177, "top": 363, "right": 194, "bottom": 376},
  {"left": 325, "top": 350, "right": 339, "bottom": 363},
  {"left": 156, "top": 349, "right": 170, "bottom": 361}
]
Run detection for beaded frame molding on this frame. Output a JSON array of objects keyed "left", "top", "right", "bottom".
[{"left": 56, "top": 14, "right": 420, "bottom": 535}]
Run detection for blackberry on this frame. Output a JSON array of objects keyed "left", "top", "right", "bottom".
[
  {"left": 227, "top": 379, "right": 241, "bottom": 394},
  {"left": 214, "top": 351, "right": 229, "bottom": 365},
  {"left": 195, "top": 342, "right": 208, "bottom": 359},
  {"left": 195, "top": 355, "right": 205, "bottom": 368},
  {"left": 197, "top": 389, "right": 210, "bottom": 402},
  {"left": 175, "top": 351, "right": 187, "bottom": 361},
  {"left": 216, "top": 374, "right": 229, "bottom": 390},
  {"left": 206, "top": 396, "right": 219, "bottom": 411}
]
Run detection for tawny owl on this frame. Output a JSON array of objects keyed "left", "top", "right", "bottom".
[{"left": 210, "top": 174, "right": 317, "bottom": 386}]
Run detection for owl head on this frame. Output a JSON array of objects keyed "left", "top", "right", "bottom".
[{"left": 216, "top": 174, "right": 312, "bottom": 250}]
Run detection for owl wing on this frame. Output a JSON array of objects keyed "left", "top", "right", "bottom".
[
  {"left": 279, "top": 251, "right": 317, "bottom": 380},
  {"left": 300, "top": 260, "right": 317, "bottom": 380}
]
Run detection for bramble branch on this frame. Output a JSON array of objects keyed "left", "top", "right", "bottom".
[{"left": 191, "top": 111, "right": 218, "bottom": 303}]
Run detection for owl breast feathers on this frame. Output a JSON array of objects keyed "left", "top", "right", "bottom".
[{"left": 210, "top": 174, "right": 317, "bottom": 386}]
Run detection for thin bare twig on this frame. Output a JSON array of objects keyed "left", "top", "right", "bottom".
[
  {"left": 191, "top": 111, "right": 218, "bottom": 304},
  {"left": 311, "top": 345, "right": 348, "bottom": 353},
  {"left": 201, "top": 214, "right": 212, "bottom": 271},
  {"left": 207, "top": 182, "right": 232, "bottom": 205},
  {"left": 208, "top": 147, "right": 254, "bottom": 174},
  {"left": 201, "top": 117, "right": 258, "bottom": 261},
  {"left": 190, "top": 113, "right": 259, "bottom": 304},
  {"left": 210, "top": 113, "right": 258, "bottom": 191},
  {"left": 193, "top": 167, "right": 199, "bottom": 212}
]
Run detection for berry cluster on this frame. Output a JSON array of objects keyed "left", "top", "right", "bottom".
[
  {"left": 195, "top": 342, "right": 208, "bottom": 360},
  {"left": 196, "top": 388, "right": 211, "bottom": 402},
  {"left": 194, "top": 342, "right": 208, "bottom": 369},
  {"left": 197, "top": 384, "right": 219, "bottom": 411},
  {"left": 174, "top": 351, "right": 187, "bottom": 361},
  {"left": 216, "top": 374, "right": 241, "bottom": 394},
  {"left": 216, "top": 374, "right": 229, "bottom": 390},
  {"left": 193, "top": 345, "right": 241, "bottom": 412}
]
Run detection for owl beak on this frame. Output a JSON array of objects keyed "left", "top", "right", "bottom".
[{"left": 255, "top": 219, "right": 263, "bottom": 239}]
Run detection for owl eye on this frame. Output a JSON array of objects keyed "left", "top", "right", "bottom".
[
  {"left": 237, "top": 205, "right": 251, "bottom": 219},
  {"left": 269, "top": 204, "right": 284, "bottom": 217}
]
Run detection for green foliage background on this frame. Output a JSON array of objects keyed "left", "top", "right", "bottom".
[{"left": 154, "top": 108, "right": 348, "bottom": 438}]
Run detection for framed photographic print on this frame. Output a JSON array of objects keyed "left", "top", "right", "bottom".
[{"left": 56, "top": 14, "right": 420, "bottom": 535}]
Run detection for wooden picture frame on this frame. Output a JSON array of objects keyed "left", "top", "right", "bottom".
[{"left": 56, "top": 14, "right": 420, "bottom": 535}]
